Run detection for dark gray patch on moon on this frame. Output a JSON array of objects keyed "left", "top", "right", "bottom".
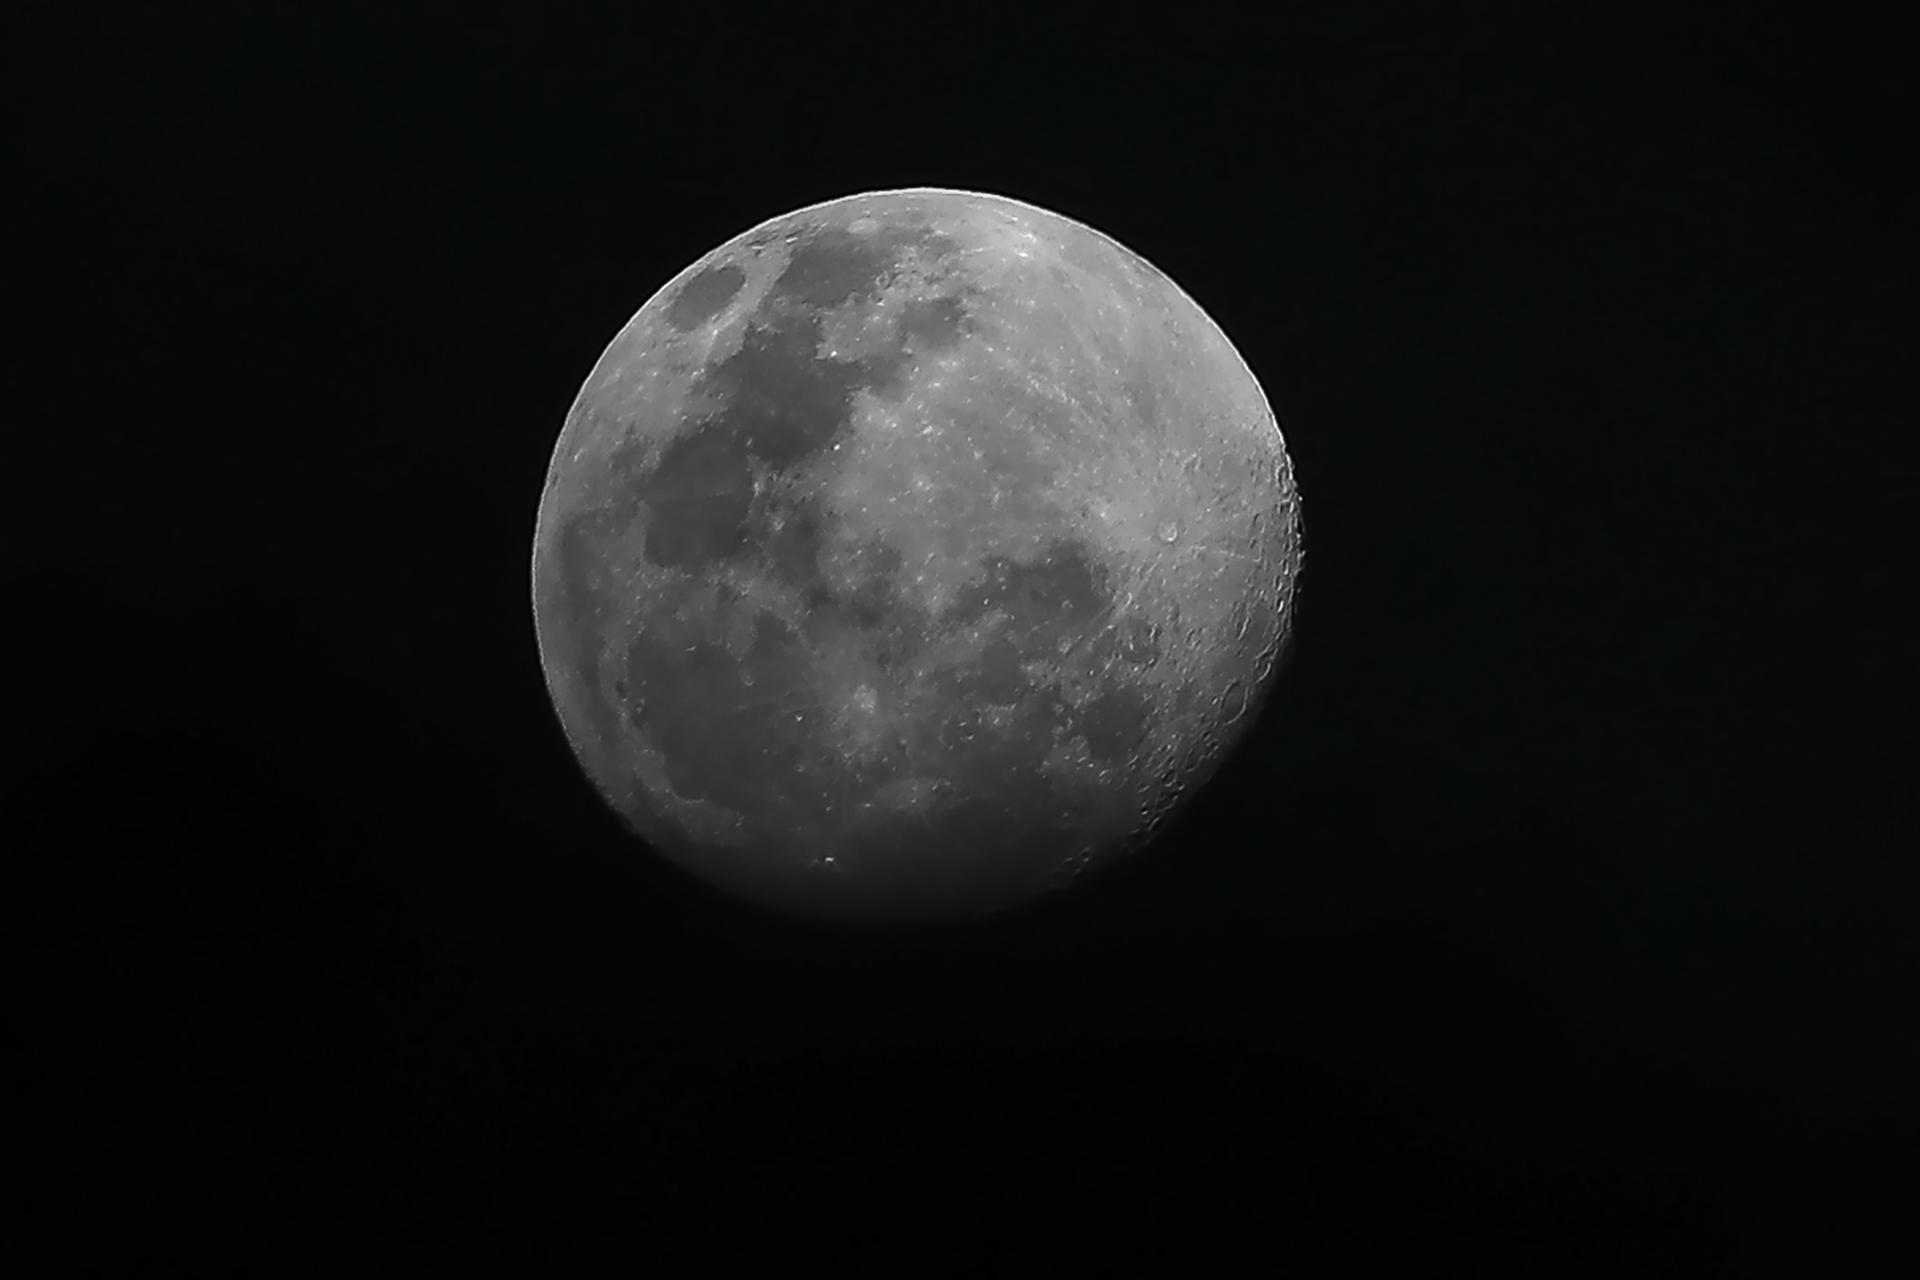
[
  {"left": 665, "top": 262, "right": 746, "bottom": 330},
  {"left": 697, "top": 315, "right": 867, "bottom": 471},
  {"left": 898, "top": 294, "right": 970, "bottom": 352},
  {"left": 758, "top": 498, "right": 827, "bottom": 588},
  {"left": 974, "top": 634, "right": 1027, "bottom": 703},
  {"left": 948, "top": 540, "right": 1113, "bottom": 649},
  {"left": 624, "top": 607, "right": 843, "bottom": 815},
  {"left": 774, "top": 226, "right": 900, "bottom": 309},
  {"left": 843, "top": 539, "right": 905, "bottom": 627},
  {"left": 772, "top": 221, "right": 965, "bottom": 310},
  {"left": 1076, "top": 683, "right": 1153, "bottom": 763},
  {"left": 627, "top": 222, "right": 984, "bottom": 583},
  {"left": 635, "top": 424, "right": 756, "bottom": 569}
]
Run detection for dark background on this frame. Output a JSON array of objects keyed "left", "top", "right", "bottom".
[{"left": 13, "top": 5, "right": 1911, "bottom": 1272}]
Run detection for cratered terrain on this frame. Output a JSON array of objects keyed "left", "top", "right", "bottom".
[{"left": 532, "top": 188, "right": 1301, "bottom": 922}]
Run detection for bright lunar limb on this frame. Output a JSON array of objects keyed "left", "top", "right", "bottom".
[{"left": 532, "top": 188, "right": 1302, "bottom": 923}]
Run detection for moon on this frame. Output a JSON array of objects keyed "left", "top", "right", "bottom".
[{"left": 532, "top": 188, "right": 1302, "bottom": 923}]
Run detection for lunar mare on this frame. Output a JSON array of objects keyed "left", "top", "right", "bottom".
[{"left": 532, "top": 188, "right": 1301, "bottom": 922}]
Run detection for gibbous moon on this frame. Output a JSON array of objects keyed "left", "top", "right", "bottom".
[{"left": 532, "top": 188, "right": 1301, "bottom": 923}]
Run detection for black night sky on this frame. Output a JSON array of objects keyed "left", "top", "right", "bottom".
[{"left": 14, "top": 6, "right": 1911, "bottom": 1272}]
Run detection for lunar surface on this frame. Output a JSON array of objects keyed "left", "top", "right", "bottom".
[{"left": 532, "top": 188, "right": 1301, "bottom": 922}]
